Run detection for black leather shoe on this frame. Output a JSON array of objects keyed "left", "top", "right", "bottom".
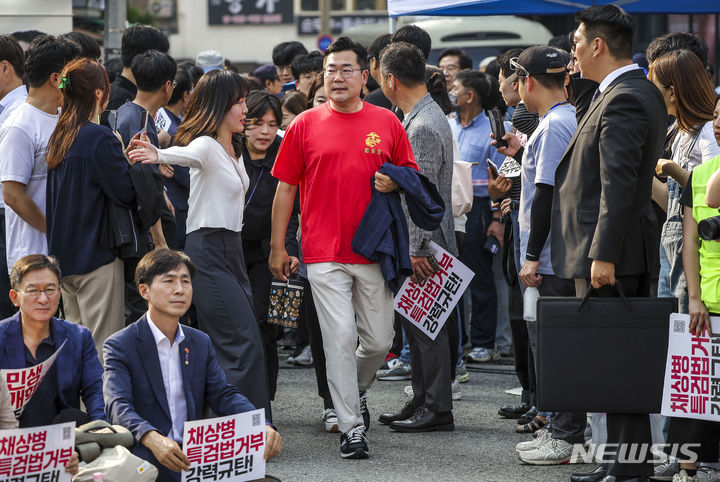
[
  {"left": 517, "top": 406, "right": 538, "bottom": 425},
  {"left": 378, "top": 399, "right": 420, "bottom": 425},
  {"left": 599, "top": 477, "right": 648, "bottom": 482},
  {"left": 570, "top": 465, "right": 607, "bottom": 482},
  {"left": 389, "top": 407, "right": 454, "bottom": 433},
  {"left": 498, "top": 402, "right": 532, "bottom": 419}
]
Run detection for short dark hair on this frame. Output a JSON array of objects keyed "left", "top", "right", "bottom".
[
  {"left": 438, "top": 48, "right": 472, "bottom": 70},
  {"left": 291, "top": 51, "right": 323, "bottom": 79},
  {"left": 391, "top": 25, "right": 431, "bottom": 61},
  {"left": 121, "top": 25, "right": 169, "bottom": 68},
  {"left": 178, "top": 60, "right": 205, "bottom": 87},
  {"left": 524, "top": 72, "right": 566, "bottom": 90},
  {"left": 135, "top": 249, "right": 195, "bottom": 287},
  {"left": 548, "top": 33, "right": 572, "bottom": 53},
  {"left": 10, "top": 30, "right": 44, "bottom": 44},
  {"left": 0, "top": 35, "right": 25, "bottom": 79},
  {"left": 168, "top": 68, "right": 192, "bottom": 105},
  {"left": 246, "top": 90, "right": 282, "bottom": 126},
  {"left": 282, "top": 91, "right": 307, "bottom": 116},
  {"left": 425, "top": 66, "right": 452, "bottom": 115},
  {"left": 10, "top": 254, "right": 61, "bottom": 290},
  {"left": 498, "top": 48, "right": 524, "bottom": 79},
  {"left": 272, "top": 41, "right": 308, "bottom": 67},
  {"left": 576, "top": 4, "right": 634, "bottom": 60},
  {"left": 455, "top": 70, "right": 503, "bottom": 112},
  {"left": 324, "top": 37, "right": 367, "bottom": 70},
  {"left": 484, "top": 59, "right": 501, "bottom": 79},
  {"left": 368, "top": 34, "right": 392, "bottom": 61},
  {"left": 61, "top": 31, "right": 101, "bottom": 60},
  {"left": 131, "top": 49, "right": 177, "bottom": 92},
  {"left": 380, "top": 42, "right": 425, "bottom": 87},
  {"left": 646, "top": 32, "right": 708, "bottom": 66},
  {"left": 25, "top": 35, "right": 81, "bottom": 88}
]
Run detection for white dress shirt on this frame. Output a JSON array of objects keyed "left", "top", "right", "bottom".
[
  {"left": 157, "top": 136, "right": 249, "bottom": 234},
  {"left": 598, "top": 63, "right": 640, "bottom": 93},
  {"left": 146, "top": 313, "right": 187, "bottom": 443}
]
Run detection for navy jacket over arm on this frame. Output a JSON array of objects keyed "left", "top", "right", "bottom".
[
  {"left": 0, "top": 313, "right": 106, "bottom": 422},
  {"left": 103, "top": 315, "right": 258, "bottom": 482},
  {"left": 352, "top": 162, "right": 445, "bottom": 292}
]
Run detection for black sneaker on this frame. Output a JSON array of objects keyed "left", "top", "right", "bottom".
[
  {"left": 359, "top": 390, "right": 370, "bottom": 431},
  {"left": 340, "top": 426, "right": 369, "bottom": 459}
]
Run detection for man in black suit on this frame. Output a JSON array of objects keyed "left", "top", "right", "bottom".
[{"left": 550, "top": 5, "right": 667, "bottom": 482}]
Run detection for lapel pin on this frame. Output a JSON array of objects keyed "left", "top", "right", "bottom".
[{"left": 185, "top": 347, "right": 189, "bottom": 365}]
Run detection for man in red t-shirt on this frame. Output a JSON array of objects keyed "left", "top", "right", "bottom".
[{"left": 270, "top": 37, "right": 417, "bottom": 460}]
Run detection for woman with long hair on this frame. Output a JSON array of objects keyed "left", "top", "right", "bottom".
[
  {"left": 45, "top": 57, "right": 137, "bottom": 359},
  {"left": 650, "top": 49, "right": 720, "bottom": 314},
  {"left": 128, "top": 70, "right": 272, "bottom": 418}
]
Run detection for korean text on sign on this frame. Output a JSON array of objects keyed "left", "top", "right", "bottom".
[
  {"left": 182, "top": 409, "right": 265, "bottom": 482},
  {"left": 0, "top": 422, "right": 74, "bottom": 482},
  {"left": 2, "top": 341, "right": 66, "bottom": 418},
  {"left": 661, "top": 313, "right": 720, "bottom": 421},
  {"left": 394, "top": 241, "right": 474, "bottom": 341}
]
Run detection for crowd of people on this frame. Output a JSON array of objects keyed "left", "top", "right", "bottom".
[{"left": 0, "top": 3, "right": 719, "bottom": 481}]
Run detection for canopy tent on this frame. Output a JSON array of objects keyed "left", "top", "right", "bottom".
[{"left": 388, "top": 0, "right": 720, "bottom": 17}]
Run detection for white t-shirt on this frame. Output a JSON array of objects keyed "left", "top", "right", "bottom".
[
  {"left": 0, "top": 102, "right": 58, "bottom": 271},
  {"left": 0, "top": 85, "right": 29, "bottom": 209}
]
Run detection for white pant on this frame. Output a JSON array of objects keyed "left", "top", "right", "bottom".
[{"left": 307, "top": 262, "right": 394, "bottom": 433}]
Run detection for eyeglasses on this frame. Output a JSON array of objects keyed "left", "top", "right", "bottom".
[
  {"left": 323, "top": 68, "right": 362, "bottom": 79},
  {"left": 19, "top": 287, "right": 59, "bottom": 298},
  {"left": 509, "top": 57, "right": 529, "bottom": 79}
]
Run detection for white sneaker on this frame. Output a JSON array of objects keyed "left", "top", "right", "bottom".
[
  {"left": 516, "top": 428, "right": 550, "bottom": 452},
  {"left": 293, "top": 345, "right": 313, "bottom": 366},
  {"left": 697, "top": 467, "right": 720, "bottom": 481},
  {"left": 451, "top": 380, "right": 462, "bottom": 400},
  {"left": 323, "top": 408, "right": 338, "bottom": 433},
  {"left": 518, "top": 438, "right": 573, "bottom": 465}
]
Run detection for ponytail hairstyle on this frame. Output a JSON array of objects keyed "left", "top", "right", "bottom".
[
  {"left": 425, "top": 65, "right": 452, "bottom": 115},
  {"left": 46, "top": 57, "right": 109, "bottom": 169}
]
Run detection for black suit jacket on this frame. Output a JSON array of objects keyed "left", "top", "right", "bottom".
[{"left": 551, "top": 69, "right": 667, "bottom": 279}]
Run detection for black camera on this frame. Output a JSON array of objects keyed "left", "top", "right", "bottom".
[{"left": 698, "top": 214, "right": 720, "bottom": 241}]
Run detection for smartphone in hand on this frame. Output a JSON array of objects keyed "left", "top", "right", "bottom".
[
  {"left": 488, "top": 109, "right": 507, "bottom": 149},
  {"left": 486, "top": 159, "right": 499, "bottom": 178},
  {"left": 140, "top": 110, "right": 149, "bottom": 135}
]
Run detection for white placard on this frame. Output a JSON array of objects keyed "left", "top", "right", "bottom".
[
  {"left": 154, "top": 108, "right": 171, "bottom": 133},
  {"left": 661, "top": 313, "right": 720, "bottom": 422},
  {"left": 0, "top": 422, "right": 75, "bottom": 482},
  {"left": 2, "top": 340, "right": 66, "bottom": 419},
  {"left": 394, "top": 241, "right": 474, "bottom": 340},
  {"left": 181, "top": 409, "right": 265, "bottom": 482}
]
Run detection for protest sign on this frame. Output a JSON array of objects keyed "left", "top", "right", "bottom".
[
  {"left": 661, "top": 313, "right": 720, "bottom": 421},
  {"left": 2, "top": 341, "right": 66, "bottom": 419},
  {"left": 154, "top": 109, "right": 171, "bottom": 133},
  {"left": 394, "top": 241, "right": 474, "bottom": 340},
  {"left": 182, "top": 409, "right": 265, "bottom": 482},
  {"left": 0, "top": 422, "right": 75, "bottom": 482}
]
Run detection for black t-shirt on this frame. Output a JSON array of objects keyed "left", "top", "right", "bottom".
[
  {"left": 19, "top": 333, "right": 60, "bottom": 428},
  {"left": 101, "top": 75, "right": 137, "bottom": 128},
  {"left": 680, "top": 172, "right": 693, "bottom": 207},
  {"left": 364, "top": 88, "right": 393, "bottom": 110}
]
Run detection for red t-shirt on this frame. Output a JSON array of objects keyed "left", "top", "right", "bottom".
[{"left": 272, "top": 101, "right": 417, "bottom": 264}]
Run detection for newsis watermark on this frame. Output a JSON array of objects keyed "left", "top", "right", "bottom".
[{"left": 570, "top": 443, "right": 700, "bottom": 464}]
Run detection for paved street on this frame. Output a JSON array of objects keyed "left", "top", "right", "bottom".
[{"left": 266, "top": 357, "right": 582, "bottom": 482}]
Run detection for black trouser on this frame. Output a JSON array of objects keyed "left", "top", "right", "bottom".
[
  {"left": 0, "top": 209, "right": 17, "bottom": 319},
  {"left": 185, "top": 228, "right": 272, "bottom": 421},
  {"left": 667, "top": 417, "right": 720, "bottom": 462},
  {"left": 462, "top": 198, "right": 497, "bottom": 348},
  {"left": 302, "top": 280, "right": 332, "bottom": 408},
  {"left": 243, "top": 238, "right": 281, "bottom": 401},
  {"left": 403, "top": 309, "right": 455, "bottom": 413},
  {"left": 591, "top": 274, "right": 654, "bottom": 477},
  {"left": 124, "top": 257, "right": 146, "bottom": 326},
  {"left": 509, "top": 282, "right": 533, "bottom": 405}
]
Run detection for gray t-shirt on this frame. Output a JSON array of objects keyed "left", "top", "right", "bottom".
[{"left": 519, "top": 102, "right": 576, "bottom": 275}]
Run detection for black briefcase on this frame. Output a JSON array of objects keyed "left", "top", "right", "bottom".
[{"left": 535, "top": 284, "right": 677, "bottom": 413}]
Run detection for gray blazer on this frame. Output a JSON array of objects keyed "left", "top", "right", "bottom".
[
  {"left": 550, "top": 69, "right": 667, "bottom": 279},
  {"left": 402, "top": 94, "right": 458, "bottom": 257}
]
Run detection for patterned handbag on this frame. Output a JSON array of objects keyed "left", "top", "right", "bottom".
[{"left": 267, "top": 277, "right": 305, "bottom": 328}]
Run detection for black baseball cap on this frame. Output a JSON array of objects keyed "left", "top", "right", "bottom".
[{"left": 506, "top": 45, "right": 569, "bottom": 83}]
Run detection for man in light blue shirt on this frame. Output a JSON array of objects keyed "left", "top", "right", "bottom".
[{"left": 449, "top": 70, "right": 506, "bottom": 363}]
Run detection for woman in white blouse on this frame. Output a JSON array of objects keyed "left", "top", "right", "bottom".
[{"left": 129, "top": 70, "right": 272, "bottom": 419}]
